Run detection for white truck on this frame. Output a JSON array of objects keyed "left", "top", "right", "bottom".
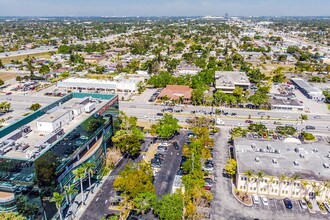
[{"left": 84, "top": 103, "right": 95, "bottom": 113}]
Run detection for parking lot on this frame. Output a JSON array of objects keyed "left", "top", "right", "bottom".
[
  {"left": 249, "top": 198, "right": 328, "bottom": 219},
  {"left": 152, "top": 130, "right": 187, "bottom": 197}
]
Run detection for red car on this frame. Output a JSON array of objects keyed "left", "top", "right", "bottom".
[
  {"left": 6, "top": 92, "right": 12, "bottom": 95},
  {"left": 245, "top": 120, "right": 253, "bottom": 124}
]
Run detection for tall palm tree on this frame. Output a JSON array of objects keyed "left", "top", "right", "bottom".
[
  {"left": 321, "top": 181, "right": 330, "bottom": 201},
  {"left": 84, "top": 161, "right": 96, "bottom": 188},
  {"left": 50, "top": 192, "right": 64, "bottom": 220},
  {"left": 267, "top": 176, "right": 275, "bottom": 196},
  {"left": 64, "top": 184, "right": 78, "bottom": 205},
  {"left": 290, "top": 173, "right": 301, "bottom": 198},
  {"left": 300, "top": 180, "right": 309, "bottom": 199},
  {"left": 73, "top": 166, "right": 86, "bottom": 205},
  {"left": 278, "top": 174, "right": 287, "bottom": 197},
  {"left": 243, "top": 170, "right": 254, "bottom": 193},
  {"left": 256, "top": 170, "right": 265, "bottom": 194}
]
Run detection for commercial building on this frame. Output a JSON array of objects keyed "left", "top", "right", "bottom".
[
  {"left": 234, "top": 138, "right": 330, "bottom": 202},
  {"left": 291, "top": 78, "right": 325, "bottom": 101},
  {"left": 269, "top": 98, "right": 304, "bottom": 111},
  {"left": 215, "top": 71, "right": 250, "bottom": 93},
  {"left": 58, "top": 77, "right": 138, "bottom": 93},
  {"left": 157, "top": 85, "right": 193, "bottom": 104},
  {"left": 175, "top": 61, "right": 202, "bottom": 76},
  {"left": 0, "top": 93, "right": 119, "bottom": 219}
]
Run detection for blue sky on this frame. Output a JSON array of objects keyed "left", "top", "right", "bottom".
[{"left": 0, "top": 0, "right": 329, "bottom": 16}]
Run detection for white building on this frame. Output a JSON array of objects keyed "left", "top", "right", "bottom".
[
  {"left": 215, "top": 71, "right": 250, "bottom": 93},
  {"left": 58, "top": 78, "right": 138, "bottom": 93},
  {"left": 37, "top": 109, "right": 74, "bottom": 133},
  {"left": 234, "top": 138, "right": 330, "bottom": 202}
]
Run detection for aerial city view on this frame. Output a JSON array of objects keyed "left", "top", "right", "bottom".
[{"left": 0, "top": 0, "right": 330, "bottom": 220}]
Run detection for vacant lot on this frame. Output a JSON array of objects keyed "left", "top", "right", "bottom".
[
  {"left": 0, "top": 51, "right": 53, "bottom": 64},
  {"left": 0, "top": 72, "right": 21, "bottom": 81}
]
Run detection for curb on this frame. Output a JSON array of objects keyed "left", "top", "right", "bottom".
[{"left": 231, "top": 182, "right": 253, "bottom": 207}]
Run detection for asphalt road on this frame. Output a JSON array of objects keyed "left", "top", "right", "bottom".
[
  {"left": 153, "top": 131, "right": 187, "bottom": 197},
  {"left": 79, "top": 138, "right": 153, "bottom": 220}
]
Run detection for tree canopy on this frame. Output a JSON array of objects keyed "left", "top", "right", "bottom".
[
  {"left": 113, "top": 162, "right": 155, "bottom": 199},
  {"left": 153, "top": 194, "right": 184, "bottom": 220},
  {"left": 151, "top": 113, "right": 179, "bottom": 138}
]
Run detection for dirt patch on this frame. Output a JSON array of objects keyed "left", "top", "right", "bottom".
[
  {"left": 0, "top": 72, "right": 21, "bottom": 81},
  {"left": 143, "top": 143, "right": 158, "bottom": 163}
]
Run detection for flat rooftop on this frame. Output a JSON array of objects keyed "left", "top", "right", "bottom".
[
  {"left": 234, "top": 138, "right": 330, "bottom": 181},
  {"left": 269, "top": 98, "right": 303, "bottom": 107},
  {"left": 215, "top": 71, "right": 250, "bottom": 89},
  {"left": 0, "top": 94, "right": 112, "bottom": 160},
  {"left": 291, "top": 78, "right": 322, "bottom": 94}
]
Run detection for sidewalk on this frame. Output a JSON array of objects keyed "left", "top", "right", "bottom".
[{"left": 64, "top": 158, "right": 124, "bottom": 220}]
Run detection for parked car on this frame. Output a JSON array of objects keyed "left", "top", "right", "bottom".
[
  {"left": 283, "top": 198, "right": 293, "bottom": 209},
  {"left": 252, "top": 195, "right": 260, "bottom": 205},
  {"left": 261, "top": 196, "right": 268, "bottom": 206},
  {"left": 306, "top": 125, "right": 315, "bottom": 130},
  {"left": 299, "top": 199, "right": 308, "bottom": 210},
  {"left": 156, "top": 113, "right": 163, "bottom": 116},
  {"left": 173, "top": 141, "right": 180, "bottom": 150},
  {"left": 258, "top": 112, "right": 265, "bottom": 115},
  {"left": 6, "top": 92, "right": 12, "bottom": 95},
  {"left": 245, "top": 120, "right": 253, "bottom": 124},
  {"left": 314, "top": 115, "right": 321, "bottom": 119}
]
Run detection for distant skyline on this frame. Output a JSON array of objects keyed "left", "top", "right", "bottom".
[{"left": 0, "top": 0, "right": 329, "bottom": 17}]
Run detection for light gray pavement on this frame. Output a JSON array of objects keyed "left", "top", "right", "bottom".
[{"left": 211, "top": 127, "right": 328, "bottom": 220}]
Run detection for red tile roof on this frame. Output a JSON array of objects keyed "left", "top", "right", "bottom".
[{"left": 158, "top": 85, "right": 192, "bottom": 100}]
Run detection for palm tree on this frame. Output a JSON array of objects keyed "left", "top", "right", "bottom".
[
  {"left": 64, "top": 184, "right": 78, "bottom": 205},
  {"left": 267, "top": 176, "right": 275, "bottom": 196},
  {"left": 256, "top": 170, "right": 265, "bottom": 194},
  {"left": 300, "top": 180, "right": 309, "bottom": 199},
  {"left": 84, "top": 161, "right": 96, "bottom": 188},
  {"left": 178, "top": 96, "right": 184, "bottom": 105},
  {"left": 290, "top": 173, "right": 301, "bottom": 198},
  {"left": 73, "top": 167, "right": 86, "bottom": 205},
  {"left": 321, "top": 181, "right": 330, "bottom": 201},
  {"left": 278, "top": 174, "right": 287, "bottom": 197},
  {"left": 50, "top": 192, "right": 64, "bottom": 220},
  {"left": 243, "top": 170, "right": 254, "bottom": 193}
]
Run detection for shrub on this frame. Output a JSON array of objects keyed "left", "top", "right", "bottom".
[{"left": 302, "top": 132, "right": 316, "bottom": 141}]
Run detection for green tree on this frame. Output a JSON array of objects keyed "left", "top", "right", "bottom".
[
  {"left": 58, "top": 45, "right": 71, "bottom": 54},
  {"left": 50, "top": 192, "right": 64, "bottom": 220},
  {"left": 112, "top": 112, "right": 144, "bottom": 156},
  {"left": 83, "top": 117, "right": 105, "bottom": 134},
  {"left": 132, "top": 192, "right": 157, "bottom": 215},
  {"left": 153, "top": 194, "right": 183, "bottom": 220},
  {"left": 224, "top": 159, "right": 237, "bottom": 176},
  {"left": 39, "top": 65, "right": 50, "bottom": 75},
  {"left": 64, "top": 184, "right": 78, "bottom": 205},
  {"left": 0, "top": 78, "right": 4, "bottom": 86},
  {"left": 0, "top": 59, "right": 4, "bottom": 68},
  {"left": 0, "top": 101, "right": 11, "bottom": 112},
  {"left": 113, "top": 162, "right": 155, "bottom": 199},
  {"left": 0, "top": 212, "right": 26, "bottom": 220},
  {"left": 256, "top": 170, "right": 265, "bottom": 194},
  {"left": 29, "top": 103, "right": 41, "bottom": 111},
  {"left": 152, "top": 113, "right": 179, "bottom": 138},
  {"left": 73, "top": 167, "right": 86, "bottom": 205},
  {"left": 84, "top": 161, "right": 96, "bottom": 188}
]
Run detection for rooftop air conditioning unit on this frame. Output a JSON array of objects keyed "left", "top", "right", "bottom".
[
  {"left": 255, "top": 157, "right": 260, "bottom": 162},
  {"left": 272, "top": 159, "right": 278, "bottom": 164},
  {"left": 299, "top": 154, "right": 305, "bottom": 158},
  {"left": 294, "top": 161, "right": 299, "bottom": 166},
  {"left": 324, "top": 163, "right": 330, "bottom": 169}
]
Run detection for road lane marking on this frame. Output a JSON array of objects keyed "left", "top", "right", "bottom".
[{"left": 96, "top": 197, "right": 99, "bottom": 201}]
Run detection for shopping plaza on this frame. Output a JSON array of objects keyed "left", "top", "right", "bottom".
[{"left": 0, "top": 92, "right": 119, "bottom": 219}]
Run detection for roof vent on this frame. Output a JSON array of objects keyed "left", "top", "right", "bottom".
[
  {"left": 251, "top": 143, "right": 256, "bottom": 149},
  {"left": 255, "top": 157, "right": 260, "bottom": 162},
  {"left": 324, "top": 163, "right": 330, "bottom": 169},
  {"left": 272, "top": 159, "right": 278, "bottom": 164},
  {"left": 313, "top": 149, "right": 318, "bottom": 153},
  {"left": 294, "top": 161, "right": 299, "bottom": 166},
  {"left": 267, "top": 144, "right": 272, "bottom": 150},
  {"left": 299, "top": 154, "right": 305, "bottom": 158},
  {"left": 294, "top": 148, "right": 299, "bottom": 153},
  {"left": 275, "top": 149, "right": 280, "bottom": 154}
]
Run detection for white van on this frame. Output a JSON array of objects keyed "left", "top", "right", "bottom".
[{"left": 216, "top": 118, "right": 225, "bottom": 125}]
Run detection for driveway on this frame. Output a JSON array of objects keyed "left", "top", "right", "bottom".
[{"left": 211, "top": 127, "right": 326, "bottom": 220}]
